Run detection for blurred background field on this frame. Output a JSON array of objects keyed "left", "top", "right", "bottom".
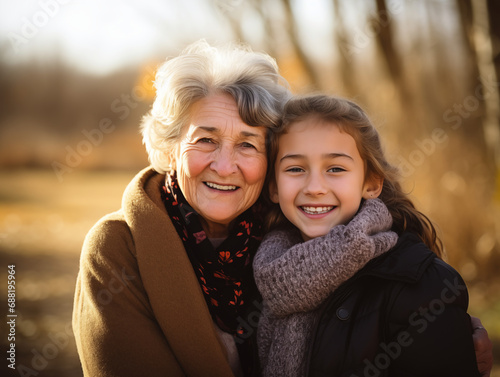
[
  {"left": 0, "top": 169, "right": 137, "bottom": 376},
  {"left": 0, "top": 0, "right": 499, "bottom": 376}
]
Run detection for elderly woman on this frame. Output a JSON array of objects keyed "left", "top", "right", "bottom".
[
  {"left": 73, "top": 40, "right": 289, "bottom": 377},
  {"left": 73, "top": 40, "right": 493, "bottom": 377}
]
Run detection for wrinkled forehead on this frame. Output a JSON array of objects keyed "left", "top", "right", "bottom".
[{"left": 183, "top": 94, "right": 267, "bottom": 142}]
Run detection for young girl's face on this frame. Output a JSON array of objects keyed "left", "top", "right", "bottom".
[{"left": 271, "top": 118, "right": 379, "bottom": 241}]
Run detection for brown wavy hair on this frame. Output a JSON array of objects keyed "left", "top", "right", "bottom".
[{"left": 264, "top": 94, "right": 444, "bottom": 258}]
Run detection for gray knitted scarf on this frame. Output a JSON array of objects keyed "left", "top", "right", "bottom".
[{"left": 253, "top": 199, "right": 398, "bottom": 377}]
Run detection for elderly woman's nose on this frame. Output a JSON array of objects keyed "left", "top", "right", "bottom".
[{"left": 210, "top": 146, "right": 238, "bottom": 176}]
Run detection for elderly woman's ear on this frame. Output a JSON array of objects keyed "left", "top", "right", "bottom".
[{"left": 165, "top": 148, "right": 177, "bottom": 174}]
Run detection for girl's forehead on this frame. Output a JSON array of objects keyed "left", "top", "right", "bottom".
[
  {"left": 278, "top": 120, "right": 357, "bottom": 152},
  {"left": 283, "top": 117, "right": 343, "bottom": 135}
]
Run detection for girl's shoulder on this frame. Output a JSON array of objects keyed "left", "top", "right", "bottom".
[
  {"left": 377, "top": 232, "right": 470, "bottom": 321},
  {"left": 367, "top": 232, "right": 461, "bottom": 281},
  {"left": 359, "top": 232, "right": 469, "bottom": 311},
  {"left": 391, "top": 232, "right": 464, "bottom": 286}
]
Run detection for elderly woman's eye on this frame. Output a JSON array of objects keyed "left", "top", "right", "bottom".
[
  {"left": 198, "top": 137, "right": 214, "bottom": 143},
  {"left": 241, "top": 142, "right": 256, "bottom": 149}
]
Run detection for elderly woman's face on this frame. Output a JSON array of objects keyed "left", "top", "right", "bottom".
[{"left": 173, "top": 93, "right": 268, "bottom": 237}]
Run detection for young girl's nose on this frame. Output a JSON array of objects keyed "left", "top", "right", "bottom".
[
  {"left": 304, "top": 173, "right": 327, "bottom": 196},
  {"left": 210, "top": 146, "right": 238, "bottom": 176}
]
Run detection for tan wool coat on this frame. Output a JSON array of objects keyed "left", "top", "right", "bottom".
[{"left": 72, "top": 167, "right": 235, "bottom": 377}]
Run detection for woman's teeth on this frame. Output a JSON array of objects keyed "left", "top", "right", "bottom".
[
  {"left": 302, "top": 206, "right": 333, "bottom": 215},
  {"left": 205, "top": 182, "right": 237, "bottom": 191}
]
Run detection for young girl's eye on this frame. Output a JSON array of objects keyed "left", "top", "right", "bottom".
[
  {"left": 285, "top": 167, "right": 304, "bottom": 173},
  {"left": 328, "top": 167, "right": 346, "bottom": 173}
]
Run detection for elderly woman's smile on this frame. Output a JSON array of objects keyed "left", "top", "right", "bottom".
[
  {"left": 173, "top": 93, "right": 268, "bottom": 237},
  {"left": 73, "top": 40, "right": 291, "bottom": 376},
  {"left": 204, "top": 182, "right": 237, "bottom": 191}
]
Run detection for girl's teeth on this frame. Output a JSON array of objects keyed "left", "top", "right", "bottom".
[
  {"left": 206, "top": 182, "right": 237, "bottom": 191},
  {"left": 302, "top": 206, "right": 333, "bottom": 214}
]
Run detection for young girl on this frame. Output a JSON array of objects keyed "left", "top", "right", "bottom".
[{"left": 253, "top": 94, "right": 481, "bottom": 376}]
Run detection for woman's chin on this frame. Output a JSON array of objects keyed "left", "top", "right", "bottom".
[{"left": 198, "top": 207, "right": 242, "bottom": 228}]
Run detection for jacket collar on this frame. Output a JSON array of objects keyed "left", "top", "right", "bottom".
[
  {"left": 359, "top": 232, "right": 437, "bottom": 284},
  {"left": 121, "top": 167, "right": 234, "bottom": 377}
]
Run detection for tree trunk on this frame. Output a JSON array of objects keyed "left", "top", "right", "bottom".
[
  {"left": 280, "top": 0, "right": 321, "bottom": 90},
  {"left": 332, "top": 0, "right": 357, "bottom": 96},
  {"left": 486, "top": 0, "right": 500, "bottom": 168},
  {"left": 373, "top": 0, "right": 410, "bottom": 102},
  {"left": 457, "top": 0, "right": 499, "bottom": 169}
]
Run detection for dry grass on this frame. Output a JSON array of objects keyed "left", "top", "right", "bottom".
[{"left": 0, "top": 168, "right": 136, "bottom": 377}]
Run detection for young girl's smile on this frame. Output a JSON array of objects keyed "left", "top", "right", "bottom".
[
  {"left": 255, "top": 95, "right": 487, "bottom": 377},
  {"left": 271, "top": 117, "right": 378, "bottom": 241}
]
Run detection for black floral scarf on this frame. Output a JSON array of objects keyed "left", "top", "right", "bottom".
[{"left": 161, "top": 173, "right": 263, "bottom": 337}]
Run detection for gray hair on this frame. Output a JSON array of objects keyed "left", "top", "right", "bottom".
[{"left": 140, "top": 39, "right": 291, "bottom": 173}]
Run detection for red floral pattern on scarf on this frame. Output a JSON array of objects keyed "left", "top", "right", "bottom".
[{"left": 161, "top": 173, "right": 263, "bottom": 335}]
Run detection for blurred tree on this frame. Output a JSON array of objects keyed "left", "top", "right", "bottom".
[
  {"left": 487, "top": 0, "right": 500, "bottom": 83},
  {"left": 279, "top": 0, "right": 321, "bottom": 90},
  {"left": 332, "top": 0, "right": 357, "bottom": 96},
  {"left": 457, "top": 0, "right": 499, "bottom": 173},
  {"left": 252, "top": 0, "right": 279, "bottom": 59},
  {"left": 372, "top": 0, "right": 410, "bottom": 102},
  {"left": 420, "top": 2, "right": 460, "bottom": 118},
  {"left": 486, "top": 0, "right": 500, "bottom": 168},
  {"left": 214, "top": 0, "right": 320, "bottom": 91}
]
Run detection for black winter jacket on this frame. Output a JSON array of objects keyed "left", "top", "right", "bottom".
[{"left": 307, "top": 232, "right": 480, "bottom": 377}]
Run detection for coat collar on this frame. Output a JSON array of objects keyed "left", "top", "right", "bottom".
[
  {"left": 121, "top": 167, "right": 234, "bottom": 377},
  {"left": 359, "top": 232, "right": 437, "bottom": 284}
]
